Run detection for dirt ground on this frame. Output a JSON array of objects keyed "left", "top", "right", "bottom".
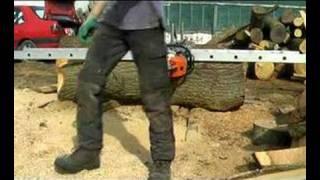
[{"left": 14, "top": 61, "right": 305, "bottom": 179}]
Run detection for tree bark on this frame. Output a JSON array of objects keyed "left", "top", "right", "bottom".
[
  {"left": 263, "top": 15, "right": 287, "bottom": 43},
  {"left": 57, "top": 36, "right": 245, "bottom": 111}
]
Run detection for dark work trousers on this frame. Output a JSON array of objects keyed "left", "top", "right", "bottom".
[{"left": 76, "top": 23, "right": 175, "bottom": 162}]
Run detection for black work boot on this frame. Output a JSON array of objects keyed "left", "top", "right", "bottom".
[
  {"left": 148, "top": 161, "right": 171, "bottom": 180},
  {"left": 54, "top": 148, "right": 100, "bottom": 174}
]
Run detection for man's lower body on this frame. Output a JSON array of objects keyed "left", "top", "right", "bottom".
[{"left": 54, "top": 23, "right": 175, "bottom": 179}]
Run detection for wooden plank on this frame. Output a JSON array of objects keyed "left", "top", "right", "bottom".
[
  {"left": 254, "top": 146, "right": 306, "bottom": 168},
  {"left": 244, "top": 168, "right": 306, "bottom": 180}
]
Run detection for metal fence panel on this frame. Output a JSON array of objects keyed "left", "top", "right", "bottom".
[{"left": 164, "top": 1, "right": 306, "bottom": 33}]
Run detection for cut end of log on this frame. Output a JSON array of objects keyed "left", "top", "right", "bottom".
[
  {"left": 294, "top": 28, "right": 303, "bottom": 38},
  {"left": 293, "top": 17, "right": 304, "bottom": 27},
  {"left": 299, "top": 39, "right": 306, "bottom": 53},
  {"left": 270, "top": 24, "right": 287, "bottom": 43},
  {"left": 254, "top": 62, "right": 275, "bottom": 80},
  {"left": 281, "top": 9, "right": 295, "bottom": 24},
  {"left": 250, "top": 28, "right": 264, "bottom": 44}
]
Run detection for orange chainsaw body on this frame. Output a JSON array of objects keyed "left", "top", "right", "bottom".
[{"left": 168, "top": 53, "right": 188, "bottom": 78}]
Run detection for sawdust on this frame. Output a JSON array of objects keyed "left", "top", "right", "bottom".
[{"left": 14, "top": 62, "right": 304, "bottom": 179}]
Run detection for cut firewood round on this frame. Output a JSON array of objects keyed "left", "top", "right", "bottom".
[
  {"left": 294, "top": 28, "right": 303, "bottom": 38},
  {"left": 254, "top": 62, "right": 275, "bottom": 80},
  {"left": 250, "top": 28, "right": 264, "bottom": 44},
  {"left": 294, "top": 63, "right": 306, "bottom": 76},
  {"left": 293, "top": 17, "right": 304, "bottom": 27},
  {"left": 280, "top": 9, "right": 296, "bottom": 24},
  {"left": 270, "top": 23, "right": 287, "bottom": 43}
]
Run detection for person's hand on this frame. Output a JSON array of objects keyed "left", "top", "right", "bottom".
[{"left": 78, "top": 16, "right": 98, "bottom": 44}]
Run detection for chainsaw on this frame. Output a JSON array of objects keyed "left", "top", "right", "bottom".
[{"left": 167, "top": 43, "right": 194, "bottom": 79}]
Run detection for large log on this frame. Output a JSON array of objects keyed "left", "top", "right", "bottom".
[
  {"left": 263, "top": 15, "right": 287, "bottom": 43},
  {"left": 57, "top": 36, "right": 246, "bottom": 111},
  {"left": 250, "top": 27, "right": 264, "bottom": 44},
  {"left": 250, "top": 5, "right": 279, "bottom": 28}
]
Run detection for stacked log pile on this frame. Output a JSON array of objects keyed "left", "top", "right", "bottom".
[
  {"left": 234, "top": 6, "right": 306, "bottom": 81},
  {"left": 200, "top": 6, "right": 306, "bottom": 81}
]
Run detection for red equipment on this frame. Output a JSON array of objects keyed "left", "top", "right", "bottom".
[
  {"left": 14, "top": 6, "right": 66, "bottom": 49},
  {"left": 44, "top": 0, "right": 81, "bottom": 28}
]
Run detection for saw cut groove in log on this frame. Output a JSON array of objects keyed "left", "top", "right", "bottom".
[{"left": 57, "top": 35, "right": 245, "bottom": 111}]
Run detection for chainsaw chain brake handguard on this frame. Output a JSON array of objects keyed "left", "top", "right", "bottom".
[{"left": 167, "top": 43, "right": 194, "bottom": 79}]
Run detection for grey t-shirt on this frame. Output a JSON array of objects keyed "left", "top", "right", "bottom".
[{"left": 99, "top": 1, "right": 164, "bottom": 30}]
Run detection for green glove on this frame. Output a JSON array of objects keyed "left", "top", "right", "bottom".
[{"left": 78, "top": 16, "right": 98, "bottom": 44}]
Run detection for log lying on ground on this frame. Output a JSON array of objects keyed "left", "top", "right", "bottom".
[{"left": 57, "top": 36, "right": 245, "bottom": 111}]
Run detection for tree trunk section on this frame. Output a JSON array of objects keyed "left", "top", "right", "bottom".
[
  {"left": 254, "top": 62, "right": 275, "bottom": 80},
  {"left": 57, "top": 36, "right": 246, "bottom": 111},
  {"left": 263, "top": 15, "right": 287, "bottom": 43},
  {"left": 250, "top": 28, "right": 264, "bottom": 44},
  {"left": 56, "top": 60, "right": 245, "bottom": 111}
]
